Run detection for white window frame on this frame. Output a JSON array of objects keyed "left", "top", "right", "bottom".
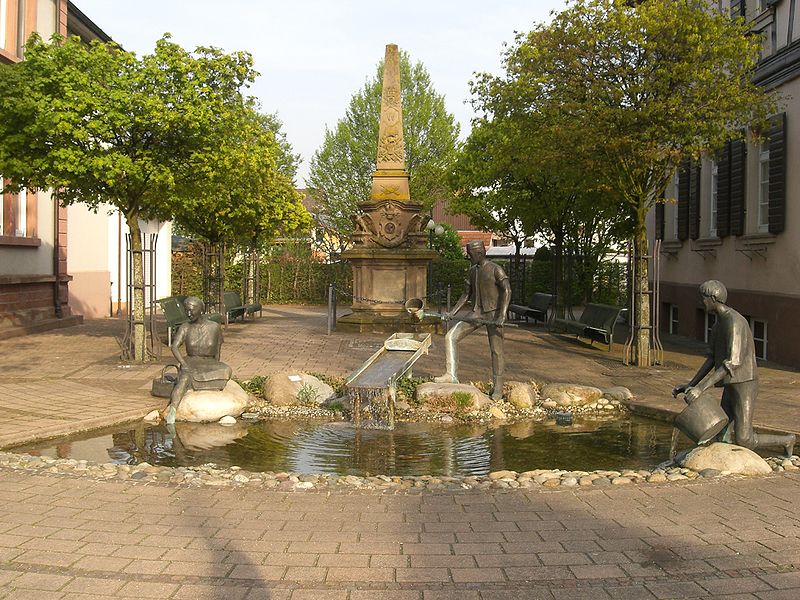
[
  {"left": 758, "top": 145, "right": 770, "bottom": 233},
  {"left": 710, "top": 160, "right": 718, "bottom": 238},
  {"left": 669, "top": 304, "right": 679, "bottom": 335},
  {"left": 0, "top": 0, "right": 7, "bottom": 50},
  {"left": 15, "top": 187, "right": 26, "bottom": 236},
  {"left": 751, "top": 318, "right": 768, "bottom": 360}
]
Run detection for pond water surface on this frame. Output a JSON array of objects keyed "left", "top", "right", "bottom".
[{"left": 16, "top": 414, "right": 690, "bottom": 476}]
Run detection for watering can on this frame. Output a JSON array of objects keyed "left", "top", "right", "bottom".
[{"left": 673, "top": 391, "right": 729, "bottom": 444}]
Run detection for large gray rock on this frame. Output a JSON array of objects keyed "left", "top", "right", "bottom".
[
  {"left": 415, "top": 382, "right": 491, "bottom": 410},
  {"left": 540, "top": 383, "right": 603, "bottom": 408},
  {"left": 506, "top": 381, "right": 535, "bottom": 410},
  {"left": 679, "top": 442, "right": 772, "bottom": 476},
  {"left": 263, "top": 373, "right": 334, "bottom": 407},
  {"left": 175, "top": 380, "right": 249, "bottom": 423}
]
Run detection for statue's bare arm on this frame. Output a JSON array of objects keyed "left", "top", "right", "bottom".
[{"left": 171, "top": 324, "right": 189, "bottom": 369}]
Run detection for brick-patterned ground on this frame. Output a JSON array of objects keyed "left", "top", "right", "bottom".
[
  {"left": 0, "top": 471, "right": 799, "bottom": 599},
  {"left": 1, "top": 306, "right": 799, "bottom": 598}
]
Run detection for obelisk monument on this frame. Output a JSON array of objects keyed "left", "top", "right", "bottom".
[{"left": 338, "top": 44, "right": 437, "bottom": 332}]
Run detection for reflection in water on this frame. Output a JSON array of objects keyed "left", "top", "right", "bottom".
[{"left": 19, "top": 414, "right": 684, "bottom": 476}]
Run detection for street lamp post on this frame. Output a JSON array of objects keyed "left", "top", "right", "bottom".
[{"left": 425, "top": 219, "right": 445, "bottom": 302}]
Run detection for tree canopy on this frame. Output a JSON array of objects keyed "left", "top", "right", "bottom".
[
  {"left": 307, "top": 51, "right": 460, "bottom": 256},
  {"left": 0, "top": 34, "right": 306, "bottom": 360},
  {"left": 468, "top": 0, "right": 775, "bottom": 363}
]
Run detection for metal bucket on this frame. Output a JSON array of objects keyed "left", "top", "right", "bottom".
[
  {"left": 404, "top": 298, "right": 425, "bottom": 321},
  {"left": 674, "top": 394, "right": 729, "bottom": 444}
]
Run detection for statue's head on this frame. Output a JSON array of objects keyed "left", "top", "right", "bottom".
[
  {"left": 466, "top": 240, "right": 486, "bottom": 265},
  {"left": 699, "top": 280, "right": 727, "bottom": 312},
  {"left": 183, "top": 296, "right": 204, "bottom": 322}
]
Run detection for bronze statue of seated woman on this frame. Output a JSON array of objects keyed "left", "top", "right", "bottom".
[{"left": 166, "top": 296, "right": 232, "bottom": 424}]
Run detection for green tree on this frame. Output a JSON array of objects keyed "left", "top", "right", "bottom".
[
  {"left": 307, "top": 51, "right": 460, "bottom": 256},
  {"left": 0, "top": 34, "right": 261, "bottom": 361},
  {"left": 451, "top": 113, "right": 621, "bottom": 316},
  {"left": 472, "top": 0, "right": 774, "bottom": 364},
  {"left": 430, "top": 223, "right": 464, "bottom": 261},
  {"left": 171, "top": 108, "right": 310, "bottom": 312}
]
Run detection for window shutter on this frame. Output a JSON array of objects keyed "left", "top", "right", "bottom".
[
  {"left": 655, "top": 197, "right": 665, "bottom": 241},
  {"left": 768, "top": 113, "right": 786, "bottom": 234},
  {"left": 716, "top": 143, "right": 731, "bottom": 238},
  {"left": 677, "top": 161, "right": 690, "bottom": 241},
  {"left": 730, "top": 138, "right": 747, "bottom": 236},
  {"left": 689, "top": 162, "right": 701, "bottom": 240}
]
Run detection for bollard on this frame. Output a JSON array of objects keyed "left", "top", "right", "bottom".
[{"left": 327, "top": 284, "right": 334, "bottom": 335}]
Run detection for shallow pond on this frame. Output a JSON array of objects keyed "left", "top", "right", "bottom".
[{"left": 16, "top": 414, "right": 691, "bottom": 476}]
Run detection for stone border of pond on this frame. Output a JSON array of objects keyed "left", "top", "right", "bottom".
[{"left": 1, "top": 450, "right": 797, "bottom": 493}]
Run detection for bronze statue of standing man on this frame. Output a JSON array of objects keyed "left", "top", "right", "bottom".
[
  {"left": 673, "top": 280, "right": 795, "bottom": 457},
  {"left": 435, "top": 240, "right": 511, "bottom": 400}
]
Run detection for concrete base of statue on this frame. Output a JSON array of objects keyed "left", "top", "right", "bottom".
[
  {"left": 338, "top": 247, "right": 440, "bottom": 334},
  {"left": 175, "top": 380, "right": 249, "bottom": 423}
]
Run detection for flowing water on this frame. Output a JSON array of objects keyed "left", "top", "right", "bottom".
[{"left": 14, "top": 414, "right": 692, "bottom": 476}]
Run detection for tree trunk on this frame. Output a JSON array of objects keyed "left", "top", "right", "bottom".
[
  {"left": 126, "top": 214, "right": 147, "bottom": 362},
  {"left": 633, "top": 211, "right": 651, "bottom": 367}
]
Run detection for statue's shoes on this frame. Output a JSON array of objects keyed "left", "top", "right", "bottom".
[{"left": 433, "top": 374, "right": 458, "bottom": 384}]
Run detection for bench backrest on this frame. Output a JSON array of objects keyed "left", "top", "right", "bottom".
[
  {"left": 579, "top": 303, "right": 622, "bottom": 331},
  {"left": 528, "top": 293, "right": 554, "bottom": 311},
  {"left": 223, "top": 291, "right": 243, "bottom": 309},
  {"left": 159, "top": 296, "right": 189, "bottom": 328}
]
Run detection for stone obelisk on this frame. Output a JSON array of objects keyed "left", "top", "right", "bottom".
[{"left": 338, "top": 44, "right": 437, "bottom": 332}]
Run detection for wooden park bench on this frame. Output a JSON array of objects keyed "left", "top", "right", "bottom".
[
  {"left": 508, "top": 292, "right": 554, "bottom": 324},
  {"left": 551, "top": 303, "right": 623, "bottom": 352},
  {"left": 223, "top": 291, "right": 262, "bottom": 324}
]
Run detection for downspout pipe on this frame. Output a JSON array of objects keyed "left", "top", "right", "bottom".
[{"left": 53, "top": 199, "right": 62, "bottom": 318}]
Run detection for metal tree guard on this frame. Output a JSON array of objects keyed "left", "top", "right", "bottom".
[
  {"left": 121, "top": 232, "right": 160, "bottom": 360},
  {"left": 623, "top": 238, "right": 663, "bottom": 366},
  {"left": 242, "top": 246, "right": 262, "bottom": 317},
  {"left": 202, "top": 242, "right": 225, "bottom": 320}
]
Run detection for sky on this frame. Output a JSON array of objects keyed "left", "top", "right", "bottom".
[{"left": 72, "top": 1, "right": 567, "bottom": 183}]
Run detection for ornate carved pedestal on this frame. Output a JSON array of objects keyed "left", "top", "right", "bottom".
[{"left": 338, "top": 44, "right": 438, "bottom": 333}]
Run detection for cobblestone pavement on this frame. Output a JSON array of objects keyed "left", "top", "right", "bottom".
[
  {"left": 0, "top": 470, "right": 799, "bottom": 599},
  {"left": 1, "top": 306, "right": 799, "bottom": 598}
]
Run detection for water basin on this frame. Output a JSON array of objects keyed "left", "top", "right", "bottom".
[{"left": 15, "top": 414, "right": 691, "bottom": 476}]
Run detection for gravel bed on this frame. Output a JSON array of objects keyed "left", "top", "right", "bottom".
[{"left": 1, "top": 451, "right": 796, "bottom": 493}]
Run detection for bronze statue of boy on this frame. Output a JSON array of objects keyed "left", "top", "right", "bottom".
[
  {"left": 434, "top": 240, "right": 511, "bottom": 400},
  {"left": 673, "top": 280, "right": 795, "bottom": 457},
  {"left": 166, "top": 296, "right": 232, "bottom": 424}
]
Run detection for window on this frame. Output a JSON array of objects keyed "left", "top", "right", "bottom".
[
  {"left": 751, "top": 318, "right": 768, "bottom": 360},
  {"left": 758, "top": 145, "right": 769, "bottom": 232},
  {"left": 669, "top": 304, "right": 679, "bottom": 334},
  {"left": 710, "top": 160, "right": 718, "bottom": 237},
  {"left": 36, "top": 0, "right": 56, "bottom": 41},
  {"left": 0, "top": 176, "right": 29, "bottom": 237},
  {"left": 705, "top": 312, "right": 717, "bottom": 344}
]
